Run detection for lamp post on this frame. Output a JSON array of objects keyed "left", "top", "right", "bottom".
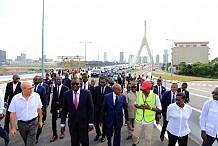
[
  {"left": 166, "top": 39, "right": 174, "bottom": 83},
  {"left": 80, "top": 42, "right": 92, "bottom": 70},
  {"left": 41, "top": 0, "right": 45, "bottom": 77}
]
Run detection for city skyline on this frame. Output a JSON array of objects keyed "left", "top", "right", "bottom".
[{"left": 1, "top": 0, "right": 218, "bottom": 62}]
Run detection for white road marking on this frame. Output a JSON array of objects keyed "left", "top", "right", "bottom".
[
  {"left": 202, "top": 84, "right": 206, "bottom": 86},
  {"left": 196, "top": 84, "right": 201, "bottom": 86},
  {"left": 188, "top": 87, "right": 211, "bottom": 94},
  {"left": 215, "top": 85, "right": 218, "bottom": 87},
  {"left": 208, "top": 85, "right": 212, "bottom": 87}
]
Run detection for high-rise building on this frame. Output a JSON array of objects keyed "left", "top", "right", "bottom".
[
  {"left": 120, "top": 52, "right": 124, "bottom": 63},
  {"left": 128, "top": 54, "right": 134, "bottom": 64},
  {"left": 163, "top": 50, "right": 168, "bottom": 64},
  {"left": 0, "top": 50, "right": 6, "bottom": 62},
  {"left": 21, "top": 53, "right": 26, "bottom": 62},
  {"left": 156, "top": 54, "right": 160, "bottom": 64},
  {"left": 104, "top": 52, "right": 109, "bottom": 62},
  {"left": 17, "top": 56, "right": 21, "bottom": 61},
  {"left": 172, "top": 42, "right": 210, "bottom": 64},
  {"left": 142, "top": 56, "right": 148, "bottom": 63}
]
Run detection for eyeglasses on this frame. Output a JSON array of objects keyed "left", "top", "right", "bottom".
[
  {"left": 72, "top": 83, "right": 80, "bottom": 86},
  {"left": 212, "top": 92, "right": 218, "bottom": 95}
]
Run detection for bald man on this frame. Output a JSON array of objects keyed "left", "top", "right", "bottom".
[
  {"left": 8, "top": 82, "right": 43, "bottom": 146},
  {"left": 100, "top": 84, "right": 129, "bottom": 146},
  {"left": 4, "top": 74, "right": 22, "bottom": 133}
]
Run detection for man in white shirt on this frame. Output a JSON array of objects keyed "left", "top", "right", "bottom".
[
  {"left": 8, "top": 82, "right": 43, "bottom": 146},
  {"left": 0, "top": 89, "right": 10, "bottom": 145},
  {"left": 200, "top": 87, "right": 218, "bottom": 146}
]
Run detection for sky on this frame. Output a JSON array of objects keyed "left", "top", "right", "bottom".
[{"left": 0, "top": 0, "right": 218, "bottom": 62}]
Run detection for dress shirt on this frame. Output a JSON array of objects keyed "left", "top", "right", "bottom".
[
  {"left": 13, "top": 82, "right": 18, "bottom": 93},
  {"left": 167, "top": 103, "right": 192, "bottom": 137},
  {"left": 33, "top": 84, "right": 39, "bottom": 92},
  {"left": 158, "top": 85, "right": 162, "bottom": 99},
  {"left": 57, "top": 84, "right": 62, "bottom": 97},
  {"left": 171, "top": 91, "right": 177, "bottom": 103},
  {"left": 82, "top": 82, "right": 88, "bottom": 89},
  {"left": 135, "top": 93, "right": 162, "bottom": 125},
  {"left": 112, "top": 92, "right": 119, "bottom": 105},
  {"left": 101, "top": 86, "right": 106, "bottom": 94},
  {"left": 0, "top": 90, "right": 4, "bottom": 113},
  {"left": 8, "top": 92, "right": 42, "bottom": 121},
  {"left": 200, "top": 99, "right": 218, "bottom": 138}
]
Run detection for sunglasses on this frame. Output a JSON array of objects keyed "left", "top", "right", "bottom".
[
  {"left": 16, "top": 78, "right": 20, "bottom": 80},
  {"left": 72, "top": 83, "right": 80, "bottom": 86},
  {"left": 212, "top": 92, "right": 218, "bottom": 95}
]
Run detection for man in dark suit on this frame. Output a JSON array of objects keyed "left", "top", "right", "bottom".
[
  {"left": 32, "top": 76, "right": 46, "bottom": 143},
  {"left": 160, "top": 83, "right": 178, "bottom": 141},
  {"left": 177, "top": 82, "right": 189, "bottom": 103},
  {"left": 62, "top": 73, "right": 71, "bottom": 89},
  {"left": 153, "top": 79, "right": 166, "bottom": 124},
  {"left": 61, "top": 77, "right": 94, "bottom": 146},
  {"left": 4, "top": 74, "right": 22, "bottom": 133},
  {"left": 117, "top": 73, "right": 126, "bottom": 90},
  {"left": 44, "top": 73, "right": 53, "bottom": 106},
  {"left": 39, "top": 76, "right": 49, "bottom": 122},
  {"left": 100, "top": 84, "right": 129, "bottom": 146},
  {"left": 93, "top": 77, "right": 112, "bottom": 142},
  {"left": 81, "top": 73, "right": 95, "bottom": 100},
  {"left": 50, "top": 76, "right": 69, "bottom": 142}
]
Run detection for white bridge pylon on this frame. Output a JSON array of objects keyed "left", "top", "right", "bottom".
[{"left": 134, "top": 21, "right": 154, "bottom": 67}]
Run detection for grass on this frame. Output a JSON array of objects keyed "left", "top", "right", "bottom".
[
  {"left": 152, "top": 72, "right": 218, "bottom": 82},
  {"left": 131, "top": 68, "right": 140, "bottom": 73}
]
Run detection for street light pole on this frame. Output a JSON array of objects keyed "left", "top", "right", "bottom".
[
  {"left": 80, "top": 42, "right": 92, "bottom": 70},
  {"left": 41, "top": 0, "right": 44, "bottom": 77}
]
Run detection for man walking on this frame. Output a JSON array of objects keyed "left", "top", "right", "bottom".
[
  {"left": 200, "top": 87, "right": 218, "bottom": 146},
  {"left": 50, "top": 77, "right": 69, "bottom": 142},
  {"left": 4, "top": 74, "right": 22, "bottom": 133},
  {"left": 132, "top": 81, "right": 162, "bottom": 146},
  {"left": 93, "top": 77, "right": 112, "bottom": 142},
  {"left": 160, "top": 83, "right": 178, "bottom": 141},
  {"left": 100, "top": 84, "right": 129, "bottom": 146},
  {"left": 8, "top": 82, "right": 43, "bottom": 146},
  {"left": 61, "top": 77, "right": 94, "bottom": 146},
  {"left": 177, "top": 82, "right": 190, "bottom": 103},
  {"left": 0, "top": 89, "right": 10, "bottom": 145}
]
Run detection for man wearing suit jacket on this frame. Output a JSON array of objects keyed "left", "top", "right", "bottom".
[
  {"left": 39, "top": 76, "right": 49, "bottom": 122},
  {"left": 61, "top": 77, "right": 94, "bottom": 146},
  {"left": 81, "top": 73, "right": 95, "bottom": 100},
  {"left": 100, "top": 84, "right": 129, "bottom": 146},
  {"left": 50, "top": 76, "right": 69, "bottom": 142},
  {"left": 62, "top": 73, "right": 71, "bottom": 89},
  {"left": 93, "top": 77, "right": 112, "bottom": 142},
  {"left": 4, "top": 74, "right": 22, "bottom": 133},
  {"left": 177, "top": 82, "right": 189, "bottom": 103},
  {"left": 160, "top": 83, "right": 178, "bottom": 141},
  {"left": 32, "top": 76, "right": 46, "bottom": 144},
  {"left": 153, "top": 79, "right": 166, "bottom": 124},
  {"left": 117, "top": 72, "right": 126, "bottom": 90}
]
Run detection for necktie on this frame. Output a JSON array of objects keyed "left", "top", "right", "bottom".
[
  {"left": 115, "top": 96, "right": 118, "bottom": 106},
  {"left": 34, "top": 85, "right": 37, "bottom": 92},
  {"left": 101, "top": 87, "right": 104, "bottom": 94},
  {"left": 74, "top": 91, "right": 78, "bottom": 110},
  {"left": 57, "top": 85, "right": 59, "bottom": 97},
  {"left": 84, "top": 82, "right": 86, "bottom": 89},
  {"left": 158, "top": 86, "right": 161, "bottom": 99},
  {"left": 172, "top": 94, "right": 175, "bottom": 103}
]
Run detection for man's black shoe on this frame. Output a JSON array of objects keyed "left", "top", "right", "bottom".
[
  {"left": 101, "top": 137, "right": 106, "bottom": 142},
  {"left": 126, "top": 136, "right": 132, "bottom": 140},
  {"left": 4, "top": 136, "right": 10, "bottom": 145},
  {"left": 35, "top": 139, "right": 38, "bottom": 144},
  {"left": 132, "top": 144, "right": 136, "bottom": 146},
  {"left": 160, "top": 135, "right": 164, "bottom": 141},
  {"left": 94, "top": 135, "right": 100, "bottom": 141}
]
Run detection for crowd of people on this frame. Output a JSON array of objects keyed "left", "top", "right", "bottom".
[{"left": 0, "top": 69, "right": 218, "bottom": 146}]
